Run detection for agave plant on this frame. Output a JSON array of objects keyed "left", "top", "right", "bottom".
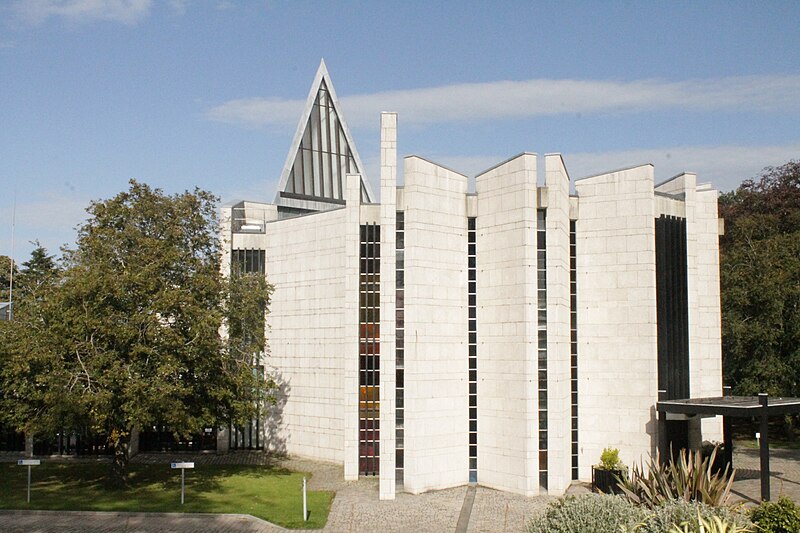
[{"left": 617, "top": 446, "right": 736, "bottom": 509}]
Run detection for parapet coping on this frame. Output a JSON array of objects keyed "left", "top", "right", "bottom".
[
  {"left": 474, "top": 152, "right": 537, "bottom": 179},
  {"left": 574, "top": 163, "right": 654, "bottom": 182}
]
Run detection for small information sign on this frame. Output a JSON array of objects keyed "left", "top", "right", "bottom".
[
  {"left": 18, "top": 459, "right": 41, "bottom": 502},
  {"left": 170, "top": 462, "right": 195, "bottom": 504}
]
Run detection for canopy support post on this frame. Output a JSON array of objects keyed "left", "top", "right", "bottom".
[
  {"left": 723, "top": 385, "right": 733, "bottom": 469},
  {"left": 758, "top": 393, "right": 770, "bottom": 502}
]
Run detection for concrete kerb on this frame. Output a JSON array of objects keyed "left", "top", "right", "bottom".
[{"left": 0, "top": 509, "right": 284, "bottom": 527}]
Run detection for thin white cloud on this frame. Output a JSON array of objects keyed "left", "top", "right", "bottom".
[
  {"left": 13, "top": 0, "right": 153, "bottom": 26},
  {"left": 167, "top": 0, "right": 188, "bottom": 16},
  {"left": 206, "top": 75, "right": 800, "bottom": 129},
  {"left": 339, "top": 144, "right": 799, "bottom": 203},
  {"left": 206, "top": 97, "right": 304, "bottom": 129},
  {"left": 421, "top": 144, "right": 800, "bottom": 195},
  {"left": 295, "top": 143, "right": 800, "bottom": 203},
  {"left": 0, "top": 192, "right": 89, "bottom": 259},
  {"left": 565, "top": 143, "right": 800, "bottom": 193}
]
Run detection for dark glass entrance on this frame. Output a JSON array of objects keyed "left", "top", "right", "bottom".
[{"left": 655, "top": 214, "right": 690, "bottom": 455}]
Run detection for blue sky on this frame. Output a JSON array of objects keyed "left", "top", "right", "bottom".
[{"left": 2, "top": 0, "right": 799, "bottom": 260}]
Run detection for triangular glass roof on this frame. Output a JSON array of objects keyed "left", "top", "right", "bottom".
[{"left": 275, "top": 61, "right": 373, "bottom": 206}]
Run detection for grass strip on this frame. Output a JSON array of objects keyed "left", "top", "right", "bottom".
[{"left": 0, "top": 462, "right": 333, "bottom": 529}]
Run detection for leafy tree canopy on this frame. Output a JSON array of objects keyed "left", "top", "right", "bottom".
[
  {"left": 0, "top": 254, "right": 15, "bottom": 302},
  {"left": 719, "top": 161, "right": 800, "bottom": 397},
  {"left": 0, "top": 181, "right": 273, "bottom": 483},
  {"left": 15, "top": 241, "right": 59, "bottom": 298}
]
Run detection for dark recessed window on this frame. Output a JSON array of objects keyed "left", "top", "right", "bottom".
[
  {"left": 569, "top": 219, "right": 579, "bottom": 480},
  {"left": 359, "top": 223, "right": 381, "bottom": 477},
  {"left": 395, "top": 212, "right": 405, "bottom": 486},
  {"left": 468, "top": 218, "right": 479, "bottom": 482}
]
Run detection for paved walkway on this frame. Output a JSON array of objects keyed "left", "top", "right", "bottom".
[
  {"left": 728, "top": 445, "right": 800, "bottom": 504},
  {"left": 0, "top": 445, "right": 798, "bottom": 532}
]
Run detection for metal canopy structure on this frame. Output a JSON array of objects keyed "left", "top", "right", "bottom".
[
  {"left": 658, "top": 395, "right": 800, "bottom": 418},
  {"left": 656, "top": 389, "right": 800, "bottom": 502}
]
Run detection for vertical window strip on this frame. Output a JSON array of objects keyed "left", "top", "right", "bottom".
[
  {"left": 395, "top": 212, "right": 405, "bottom": 486},
  {"left": 229, "top": 248, "right": 266, "bottom": 450},
  {"left": 467, "top": 217, "right": 478, "bottom": 483},
  {"left": 536, "top": 209, "right": 548, "bottom": 491},
  {"left": 359, "top": 223, "right": 381, "bottom": 476},
  {"left": 569, "top": 221, "right": 579, "bottom": 480},
  {"left": 231, "top": 249, "right": 265, "bottom": 275}
]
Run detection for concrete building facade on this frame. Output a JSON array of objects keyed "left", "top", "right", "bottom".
[{"left": 221, "top": 62, "right": 724, "bottom": 499}]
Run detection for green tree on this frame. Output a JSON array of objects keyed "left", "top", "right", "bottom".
[
  {"left": 0, "top": 254, "right": 15, "bottom": 303},
  {"left": 0, "top": 181, "right": 273, "bottom": 484},
  {"left": 15, "top": 242, "right": 59, "bottom": 298},
  {"left": 719, "top": 161, "right": 800, "bottom": 398},
  {"left": 0, "top": 245, "right": 65, "bottom": 447}
]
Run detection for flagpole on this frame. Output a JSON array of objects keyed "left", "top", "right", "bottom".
[{"left": 8, "top": 191, "right": 15, "bottom": 320}]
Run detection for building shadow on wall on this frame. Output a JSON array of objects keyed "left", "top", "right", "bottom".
[
  {"left": 265, "top": 368, "right": 290, "bottom": 457},
  {"left": 647, "top": 404, "right": 658, "bottom": 458}
]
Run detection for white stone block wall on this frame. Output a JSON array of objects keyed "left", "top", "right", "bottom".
[
  {"left": 575, "top": 165, "right": 659, "bottom": 480},
  {"left": 473, "top": 153, "right": 539, "bottom": 496},
  {"left": 224, "top": 145, "right": 724, "bottom": 497},
  {"left": 693, "top": 186, "right": 724, "bottom": 442},
  {"left": 544, "top": 154, "right": 573, "bottom": 494},
  {"left": 402, "top": 156, "right": 469, "bottom": 494},
  {"left": 263, "top": 205, "right": 353, "bottom": 463}
]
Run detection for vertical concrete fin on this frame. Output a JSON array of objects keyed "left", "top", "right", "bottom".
[
  {"left": 403, "top": 156, "right": 469, "bottom": 494},
  {"left": 574, "top": 164, "right": 658, "bottom": 479},
  {"left": 379, "top": 113, "right": 398, "bottom": 500},
  {"left": 344, "top": 173, "right": 362, "bottom": 480},
  {"left": 474, "top": 153, "right": 540, "bottom": 496},
  {"left": 544, "top": 154, "right": 572, "bottom": 494}
]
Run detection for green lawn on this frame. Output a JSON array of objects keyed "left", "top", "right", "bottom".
[
  {"left": 0, "top": 462, "right": 333, "bottom": 529},
  {"left": 736, "top": 438, "right": 800, "bottom": 451}
]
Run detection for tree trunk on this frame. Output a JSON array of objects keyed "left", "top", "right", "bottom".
[
  {"left": 785, "top": 414, "right": 797, "bottom": 442},
  {"left": 109, "top": 429, "right": 130, "bottom": 488}
]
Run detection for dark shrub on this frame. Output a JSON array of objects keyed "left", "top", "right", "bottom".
[{"left": 749, "top": 496, "right": 800, "bottom": 533}]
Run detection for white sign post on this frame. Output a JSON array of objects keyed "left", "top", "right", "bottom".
[
  {"left": 170, "top": 462, "right": 195, "bottom": 505},
  {"left": 302, "top": 476, "right": 308, "bottom": 522},
  {"left": 18, "top": 459, "right": 41, "bottom": 503}
]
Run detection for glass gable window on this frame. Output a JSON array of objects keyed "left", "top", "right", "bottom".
[{"left": 283, "top": 81, "right": 366, "bottom": 204}]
